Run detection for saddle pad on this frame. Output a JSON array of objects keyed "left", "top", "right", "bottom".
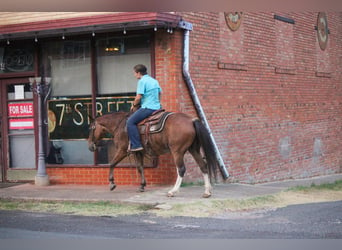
[{"left": 139, "top": 112, "right": 173, "bottom": 134}]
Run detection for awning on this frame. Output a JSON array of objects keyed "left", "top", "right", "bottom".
[{"left": 0, "top": 12, "right": 182, "bottom": 41}]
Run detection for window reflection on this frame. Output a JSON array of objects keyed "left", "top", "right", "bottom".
[
  {"left": 96, "top": 35, "right": 151, "bottom": 95},
  {"left": 42, "top": 40, "right": 92, "bottom": 97}
]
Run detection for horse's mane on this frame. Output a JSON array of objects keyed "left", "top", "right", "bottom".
[
  {"left": 96, "top": 111, "right": 128, "bottom": 120},
  {"left": 95, "top": 112, "right": 129, "bottom": 129}
]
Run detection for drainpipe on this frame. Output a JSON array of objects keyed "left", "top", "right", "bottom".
[{"left": 178, "top": 20, "right": 229, "bottom": 180}]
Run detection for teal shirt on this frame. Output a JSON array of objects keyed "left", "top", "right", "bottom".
[{"left": 137, "top": 74, "right": 162, "bottom": 110}]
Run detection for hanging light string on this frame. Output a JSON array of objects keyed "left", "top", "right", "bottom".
[{"left": 4, "top": 22, "right": 176, "bottom": 45}]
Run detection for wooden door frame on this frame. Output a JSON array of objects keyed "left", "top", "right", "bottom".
[{"left": 0, "top": 77, "right": 36, "bottom": 181}]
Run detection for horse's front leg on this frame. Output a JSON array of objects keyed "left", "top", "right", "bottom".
[
  {"left": 134, "top": 152, "right": 146, "bottom": 192},
  {"left": 108, "top": 149, "right": 127, "bottom": 191},
  {"left": 109, "top": 166, "right": 116, "bottom": 191}
]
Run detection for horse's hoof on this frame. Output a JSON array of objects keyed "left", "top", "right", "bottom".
[
  {"left": 202, "top": 193, "right": 211, "bottom": 198},
  {"left": 167, "top": 192, "right": 175, "bottom": 197},
  {"left": 110, "top": 184, "right": 116, "bottom": 191}
]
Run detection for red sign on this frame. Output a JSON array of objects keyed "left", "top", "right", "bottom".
[
  {"left": 9, "top": 118, "right": 34, "bottom": 130},
  {"left": 8, "top": 102, "right": 34, "bottom": 117}
]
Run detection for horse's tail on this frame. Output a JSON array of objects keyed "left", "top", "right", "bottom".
[{"left": 192, "top": 119, "right": 218, "bottom": 181}]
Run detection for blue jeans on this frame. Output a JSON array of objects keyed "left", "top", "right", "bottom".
[{"left": 127, "top": 108, "right": 156, "bottom": 149}]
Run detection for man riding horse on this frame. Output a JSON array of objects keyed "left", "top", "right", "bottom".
[
  {"left": 88, "top": 64, "right": 218, "bottom": 197},
  {"left": 127, "top": 64, "right": 162, "bottom": 152}
]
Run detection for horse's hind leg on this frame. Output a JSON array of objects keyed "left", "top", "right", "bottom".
[
  {"left": 167, "top": 152, "right": 186, "bottom": 197},
  {"left": 134, "top": 152, "right": 146, "bottom": 192},
  {"left": 189, "top": 147, "right": 212, "bottom": 198}
]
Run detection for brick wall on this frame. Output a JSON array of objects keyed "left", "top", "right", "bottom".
[
  {"left": 46, "top": 12, "right": 342, "bottom": 185},
  {"left": 178, "top": 12, "right": 342, "bottom": 183},
  {"left": 47, "top": 155, "right": 177, "bottom": 186}
]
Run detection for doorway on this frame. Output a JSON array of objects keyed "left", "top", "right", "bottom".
[{"left": 0, "top": 78, "right": 36, "bottom": 182}]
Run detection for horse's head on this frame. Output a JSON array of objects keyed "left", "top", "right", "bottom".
[
  {"left": 88, "top": 119, "right": 107, "bottom": 152},
  {"left": 88, "top": 112, "right": 128, "bottom": 152}
]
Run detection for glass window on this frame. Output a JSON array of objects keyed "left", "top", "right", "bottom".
[
  {"left": 7, "top": 83, "right": 33, "bottom": 100},
  {"left": 47, "top": 140, "right": 93, "bottom": 165},
  {"left": 42, "top": 40, "right": 92, "bottom": 97},
  {"left": 0, "top": 45, "right": 35, "bottom": 74},
  {"left": 9, "top": 131, "right": 35, "bottom": 169},
  {"left": 96, "top": 35, "right": 151, "bottom": 95},
  {"left": 43, "top": 34, "right": 152, "bottom": 166},
  {"left": 43, "top": 40, "right": 93, "bottom": 165}
]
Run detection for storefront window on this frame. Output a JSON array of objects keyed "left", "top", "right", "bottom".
[
  {"left": 43, "top": 34, "right": 152, "bottom": 166},
  {"left": 42, "top": 40, "right": 92, "bottom": 96},
  {"left": 94, "top": 35, "right": 152, "bottom": 165},
  {"left": 43, "top": 40, "right": 93, "bottom": 165},
  {"left": 96, "top": 35, "right": 151, "bottom": 95}
]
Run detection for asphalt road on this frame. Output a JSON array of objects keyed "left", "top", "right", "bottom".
[{"left": 0, "top": 201, "right": 341, "bottom": 239}]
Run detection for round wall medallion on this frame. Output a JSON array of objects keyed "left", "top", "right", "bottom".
[
  {"left": 224, "top": 12, "right": 243, "bottom": 31},
  {"left": 317, "top": 12, "right": 328, "bottom": 50}
]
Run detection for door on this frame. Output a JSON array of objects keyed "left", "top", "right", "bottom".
[{"left": 0, "top": 78, "right": 36, "bottom": 181}]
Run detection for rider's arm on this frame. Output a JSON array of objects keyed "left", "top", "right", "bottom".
[{"left": 131, "top": 94, "right": 142, "bottom": 110}]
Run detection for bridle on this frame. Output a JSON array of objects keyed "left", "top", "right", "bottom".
[
  {"left": 89, "top": 113, "right": 128, "bottom": 149},
  {"left": 89, "top": 121, "right": 98, "bottom": 150}
]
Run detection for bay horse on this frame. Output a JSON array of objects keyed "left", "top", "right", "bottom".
[{"left": 87, "top": 111, "right": 218, "bottom": 198}]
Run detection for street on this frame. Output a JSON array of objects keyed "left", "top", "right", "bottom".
[{"left": 0, "top": 201, "right": 341, "bottom": 239}]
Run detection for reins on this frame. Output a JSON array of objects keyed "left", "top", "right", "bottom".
[
  {"left": 110, "top": 113, "right": 128, "bottom": 139},
  {"left": 90, "top": 113, "right": 129, "bottom": 145}
]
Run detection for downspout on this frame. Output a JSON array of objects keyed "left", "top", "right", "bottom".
[{"left": 178, "top": 20, "right": 229, "bottom": 180}]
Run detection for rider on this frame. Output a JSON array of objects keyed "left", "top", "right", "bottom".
[{"left": 127, "top": 64, "right": 162, "bottom": 152}]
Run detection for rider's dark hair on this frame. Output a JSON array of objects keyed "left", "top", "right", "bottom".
[{"left": 133, "top": 64, "right": 148, "bottom": 75}]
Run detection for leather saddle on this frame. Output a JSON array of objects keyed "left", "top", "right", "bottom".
[{"left": 138, "top": 109, "right": 173, "bottom": 135}]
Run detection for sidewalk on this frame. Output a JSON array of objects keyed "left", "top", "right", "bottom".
[{"left": 0, "top": 174, "right": 341, "bottom": 206}]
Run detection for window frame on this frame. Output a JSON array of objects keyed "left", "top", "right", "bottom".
[{"left": 42, "top": 31, "right": 155, "bottom": 167}]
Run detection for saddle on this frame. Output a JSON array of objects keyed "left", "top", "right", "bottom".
[{"left": 138, "top": 109, "right": 173, "bottom": 135}]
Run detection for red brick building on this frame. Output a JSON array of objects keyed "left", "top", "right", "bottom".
[{"left": 0, "top": 12, "right": 341, "bottom": 185}]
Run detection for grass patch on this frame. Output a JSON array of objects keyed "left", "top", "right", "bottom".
[
  {"left": 287, "top": 180, "right": 342, "bottom": 192},
  {"left": 0, "top": 199, "right": 152, "bottom": 217},
  {"left": 180, "top": 181, "right": 204, "bottom": 187},
  {"left": 1, "top": 180, "right": 341, "bottom": 218},
  {"left": 152, "top": 195, "right": 280, "bottom": 217},
  {"left": 152, "top": 180, "right": 342, "bottom": 217},
  {"left": 213, "top": 195, "right": 279, "bottom": 211}
]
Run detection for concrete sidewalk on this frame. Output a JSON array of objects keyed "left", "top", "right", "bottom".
[{"left": 0, "top": 174, "right": 341, "bottom": 206}]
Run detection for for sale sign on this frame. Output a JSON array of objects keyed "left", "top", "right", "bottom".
[
  {"left": 8, "top": 102, "right": 34, "bottom": 130},
  {"left": 8, "top": 102, "right": 34, "bottom": 117}
]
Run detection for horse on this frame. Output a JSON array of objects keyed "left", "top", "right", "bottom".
[{"left": 87, "top": 110, "right": 218, "bottom": 198}]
